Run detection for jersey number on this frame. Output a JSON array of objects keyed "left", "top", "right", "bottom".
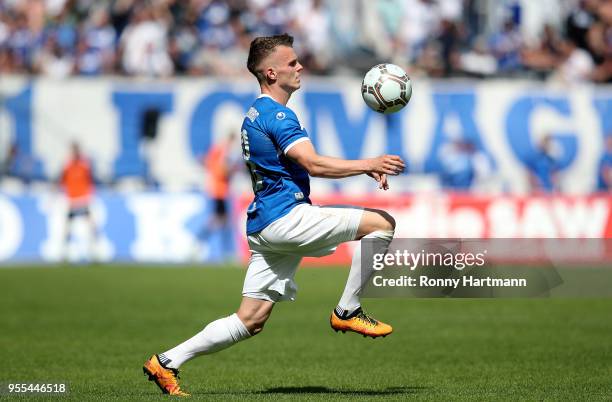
[{"left": 241, "top": 129, "right": 263, "bottom": 193}]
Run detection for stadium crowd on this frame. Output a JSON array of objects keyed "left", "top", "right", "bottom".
[{"left": 0, "top": 0, "right": 610, "bottom": 82}]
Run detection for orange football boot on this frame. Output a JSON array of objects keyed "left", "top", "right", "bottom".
[
  {"left": 143, "top": 355, "right": 190, "bottom": 397},
  {"left": 330, "top": 307, "right": 393, "bottom": 338}
]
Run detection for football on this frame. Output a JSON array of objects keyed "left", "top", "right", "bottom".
[{"left": 361, "top": 63, "right": 412, "bottom": 114}]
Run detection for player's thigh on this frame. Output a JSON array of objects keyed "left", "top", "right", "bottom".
[
  {"left": 356, "top": 208, "right": 396, "bottom": 239},
  {"left": 258, "top": 204, "right": 362, "bottom": 256},
  {"left": 243, "top": 249, "right": 302, "bottom": 302},
  {"left": 298, "top": 205, "right": 363, "bottom": 256}
]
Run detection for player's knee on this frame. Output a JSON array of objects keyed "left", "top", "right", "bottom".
[
  {"left": 249, "top": 322, "right": 266, "bottom": 336},
  {"left": 358, "top": 209, "right": 396, "bottom": 239},
  {"left": 237, "top": 297, "right": 274, "bottom": 335},
  {"left": 372, "top": 209, "right": 395, "bottom": 232},
  {"left": 241, "top": 314, "right": 269, "bottom": 335},
  {"left": 237, "top": 307, "right": 271, "bottom": 336},
  {"left": 380, "top": 211, "right": 396, "bottom": 232}
]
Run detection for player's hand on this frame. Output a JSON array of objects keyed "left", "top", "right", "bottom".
[
  {"left": 369, "top": 155, "right": 405, "bottom": 175},
  {"left": 377, "top": 173, "right": 389, "bottom": 190},
  {"left": 367, "top": 172, "right": 389, "bottom": 190}
]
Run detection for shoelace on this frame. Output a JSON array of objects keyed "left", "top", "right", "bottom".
[
  {"left": 164, "top": 371, "right": 184, "bottom": 393},
  {"left": 167, "top": 368, "right": 181, "bottom": 381},
  {"left": 356, "top": 310, "right": 378, "bottom": 326}
]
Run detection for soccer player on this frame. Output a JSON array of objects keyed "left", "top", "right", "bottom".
[{"left": 144, "top": 33, "right": 405, "bottom": 396}]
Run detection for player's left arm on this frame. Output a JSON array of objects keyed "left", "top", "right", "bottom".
[
  {"left": 275, "top": 110, "right": 402, "bottom": 185},
  {"left": 286, "top": 140, "right": 404, "bottom": 179}
]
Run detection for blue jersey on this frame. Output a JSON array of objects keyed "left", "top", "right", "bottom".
[{"left": 240, "top": 95, "right": 311, "bottom": 234}]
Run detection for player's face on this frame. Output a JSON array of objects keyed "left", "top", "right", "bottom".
[{"left": 271, "top": 46, "right": 303, "bottom": 93}]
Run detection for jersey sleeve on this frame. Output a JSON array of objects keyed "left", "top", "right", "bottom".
[{"left": 269, "top": 108, "right": 310, "bottom": 155}]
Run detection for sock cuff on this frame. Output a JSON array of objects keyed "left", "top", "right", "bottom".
[
  {"left": 335, "top": 305, "right": 360, "bottom": 319},
  {"left": 228, "top": 313, "right": 252, "bottom": 339},
  {"left": 157, "top": 353, "right": 172, "bottom": 367},
  {"left": 363, "top": 229, "right": 394, "bottom": 242}
]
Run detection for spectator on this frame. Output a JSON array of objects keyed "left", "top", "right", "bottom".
[
  {"left": 521, "top": 24, "right": 563, "bottom": 78},
  {"left": 292, "top": 0, "right": 333, "bottom": 74},
  {"left": 458, "top": 36, "right": 497, "bottom": 77},
  {"left": 168, "top": 6, "right": 200, "bottom": 74},
  {"left": 438, "top": 137, "right": 492, "bottom": 191},
  {"left": 46, "top": 7, "right": 78, "bottom": 55},
  {"left": 398, "top": 0, "right": 439, "bottom": 63},
  {"left": 586, "top": 2, "right": 612, "bottom": 83},
  {"left": 553, "top": 38, "right": 595, "bottom": 83},
  {"left": 76, "top": 7, "right": 116, "bottom": 75},
  {"left": 415, "top": 39, "right": 444, "bottom": 77},
  {"left": 246, "top": 0, "right": 291, "bottom": 37},
  {"left": 437, "top": 18, "right": 461, "bottom": 77},
  {"left": 489, "top": 18, "right": 523, "bottom": 75},
  {"left": 190, "top": 29, "right": 250, "bottom": 76},
  {"left": 119, "top": 3, "right": 173, "bottom": 77},
  {"left": 34, "top": 33, "right": 74, "bottom": 77},
  {"left": 110, "top": 0, "right": 135, "bottom": 39},
  {"left": 526, "top": 134, "right": 561, "bottom": 193},
  {"left": 0, "top": 0, "right": 608, "bottom": 81},
  {"left": 195, "top": 0, "right": 236, "bottom": 50},
  {"left": 566, "top": 0, "right": 597, "bottom": 51},
  {"left": 6, "top": 11, "right": 38, "bottom": 73}
]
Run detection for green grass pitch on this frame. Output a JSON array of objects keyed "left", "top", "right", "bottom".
[{"left": 0, "top": 266, "right": 610, "bottom": 401}]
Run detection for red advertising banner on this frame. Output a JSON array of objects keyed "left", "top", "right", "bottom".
[{"left": 237, "top": 194, "right": 612, "bottom": 265}]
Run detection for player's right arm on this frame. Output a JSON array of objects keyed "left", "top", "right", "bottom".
[{"left": 286, "top": 140, "right": 405, "bottom": 179}]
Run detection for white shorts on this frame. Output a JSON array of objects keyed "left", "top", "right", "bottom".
[{"left": 242, "top": 204, "right": 364, "bottom": 302}]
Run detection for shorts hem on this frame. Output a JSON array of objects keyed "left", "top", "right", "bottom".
[{"left": 242, "top": 290, "right": 286, "bottom": 303}]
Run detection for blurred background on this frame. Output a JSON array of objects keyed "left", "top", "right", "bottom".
[{"left": 1, "top": 0, "right": 611, "bottom": 265}]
